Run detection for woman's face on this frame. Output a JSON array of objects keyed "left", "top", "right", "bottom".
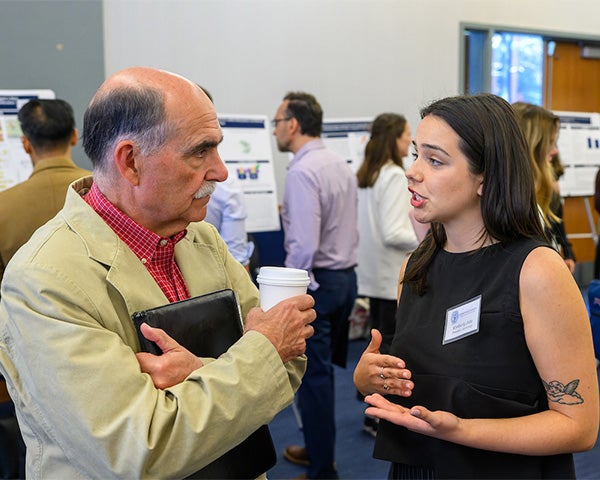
[
  {"left": 405, "top": 115, "right": 483, "bottom": 230},
  {"left": 396, "top": 123, "right": 412, "bottom": 158},
  {"left": 546, "top": 131, "right": 559, "bottom": 163}
]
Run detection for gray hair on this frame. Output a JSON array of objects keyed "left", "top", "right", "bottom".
[{"left": 82, "top": 86, "right": 174, "bottom": 172}]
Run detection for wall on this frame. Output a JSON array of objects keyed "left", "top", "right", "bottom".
[
  {"left": 0, "top": 0, "right": 104, "bottom": 170},
  {"left": 102, "top": 0, "right": 600, "bottom": 201}
]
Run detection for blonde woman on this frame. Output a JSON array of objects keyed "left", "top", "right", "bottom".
[{"left": 513, "top": 102, "right": 576, "bottom": 273}]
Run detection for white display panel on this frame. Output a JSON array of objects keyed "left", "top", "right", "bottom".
[
  {"left": 555, "top": 111, "right": 600, "bottom": 197},
  {"left": 321, "top": 117, "right": 372, "bottom": 172},
  {"left": 217, "top": 114, "right": 280, "bottom": 232},
  {"left": 0, "top": 89, "right": 55, "bottom": 192}
]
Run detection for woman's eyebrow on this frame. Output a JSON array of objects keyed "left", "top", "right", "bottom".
[{"left": 416, "top": 142, "right": 450, "bottom": 157}]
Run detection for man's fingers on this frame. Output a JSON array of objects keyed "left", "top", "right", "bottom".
[
  {"left": 305, "top": 324, "right": 315, "bottom": 339},
  {"left": 286, "top": 293, "right": 315, "bottom": 311},
  {"left": 139, "top": 323, "right": 177, "bottom": 353}
]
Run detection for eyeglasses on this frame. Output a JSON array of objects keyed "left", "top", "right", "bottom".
[{"left": 271, "top": 117, "right": 292, "bottom": 127}]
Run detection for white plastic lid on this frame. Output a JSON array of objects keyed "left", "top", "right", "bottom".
[{"left": 256, "top": 266, "right": 310, "bottom": 287}]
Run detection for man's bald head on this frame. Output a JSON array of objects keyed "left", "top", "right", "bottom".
[{"left": 82, "top": 67, "right": 211, "bottom": 174}]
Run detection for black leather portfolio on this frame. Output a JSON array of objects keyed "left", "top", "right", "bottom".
[{"left": 132, "top": 289, "right": 276, "bottom": 479}]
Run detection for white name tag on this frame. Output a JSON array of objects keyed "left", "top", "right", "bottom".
[{"left": 442, "top": 295, "right": 481, "bottom": 345}]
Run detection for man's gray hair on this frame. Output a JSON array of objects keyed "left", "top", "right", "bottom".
[{"left": 82, "top": 86, "right": 174, "bottom": 172}]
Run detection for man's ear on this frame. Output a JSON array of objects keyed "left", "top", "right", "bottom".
[
  {"left": 113, "top": 140, "right": 140, "bottom": 186},
  {"left": 70, "top": 128, "right": 78, "bottom": 146},
  {"left": 287, "top": 116, "right": 300, "bottom": 135},
  {"left": 21, "top": 136, "right": 32, "bottom": 154}
]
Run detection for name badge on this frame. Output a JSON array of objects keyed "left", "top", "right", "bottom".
[{"left": 442, "top": 295, "right": 481, "bottom": 345}]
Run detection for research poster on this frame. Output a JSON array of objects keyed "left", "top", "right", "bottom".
[
  {"left": 555, "top": 110, "right": 600, "bottom": 197},
  {"left": 217, "top": 114, "right": 280, "bottom": 232},
  {"left": 321, "top": 117, "right": 372, "bottom": 172},
  {"left": 0, "top": 89, "right": 55, "bottom": 192}
]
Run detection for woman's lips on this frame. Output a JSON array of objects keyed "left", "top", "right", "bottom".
[{"left": 409, "top": 189, "right": 426, "bottom": 208}]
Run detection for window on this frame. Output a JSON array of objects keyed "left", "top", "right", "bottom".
[
  {"left": 463, "top": 27, "right": 544, "bottom": 105},
  {"left": 491, "top": 32, "right": 544, "bottom": 105}
]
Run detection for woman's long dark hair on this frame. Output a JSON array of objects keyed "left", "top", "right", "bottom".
[
  {"left": 357, "top": 113, "right": 408, "bottom": 188},
  {"left": 403, "top": 94, "right": 546, "bottom": 295}
]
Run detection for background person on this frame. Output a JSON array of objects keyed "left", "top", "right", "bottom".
[
  {"left": 205, "top": 173, "right": 255, "bottom": 271},
  {"left": 354, "top": 93, "right": 599, "bottom": 479},
  {"left": 356, "top": 112, "right": 419, "bottom": 353},
  {"left": 549, "top": 152, "right": 576, "bottom": 272},
  {"left": 0, "top": 67, "right": 315, "bottom": 479},
  {"left": 513, "top": 102, "right": 576, "bottom": 274},
  {"left": 0, "top": 98, "right": 90, "bottom": 479},
  {"left": 273, "top": 91, "right": 358, "bottom": 479},
  {"left": 355, "top": 113, "right": 419, "bottom": 437},
  {"left": 199, "top": 85, "right": 255, "bottom": 272}
]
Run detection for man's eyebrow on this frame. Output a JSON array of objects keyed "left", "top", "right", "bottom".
[{"left": 184, "top": 136, "right": 224, "bottom": 156}]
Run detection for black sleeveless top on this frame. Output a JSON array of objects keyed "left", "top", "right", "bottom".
[{"left": 373, "top": 238, "right": 575, "bottom": 479}]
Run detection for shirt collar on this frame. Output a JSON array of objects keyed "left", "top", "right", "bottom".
[
  {"left": 83, "top": 182, "right": 187, "bottom": 264},
  {"left": 289, "top": 138, "right": 325, "bottom": 169}
]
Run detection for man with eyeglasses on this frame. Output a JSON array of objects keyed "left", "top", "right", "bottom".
[{"left": 273, "top": 92, "right": 358, "bottom": 480}]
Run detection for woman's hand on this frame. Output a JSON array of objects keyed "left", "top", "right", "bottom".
[
  {"left": 353, "top": 329, "right": 414, "bottom": 397},
  {"left": 365, "top": 393, "right": 461, "bottom": 441}
]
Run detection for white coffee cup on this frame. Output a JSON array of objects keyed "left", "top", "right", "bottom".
[{"left": 256, "top": 266, "right": 310, "bottom": 310}]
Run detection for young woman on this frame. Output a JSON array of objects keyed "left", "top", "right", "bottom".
[
  {"left": 512, "top": 102, "right": 576, "bottom": 274},
  {"left": 356, "top": 113, "right": 419, "bottom": 353},
  {"left": 355, "top": 113, "right": 420, "bottom": 437},
  {"left": 353, "top": 94, "right": 599, "bottom": 479}
]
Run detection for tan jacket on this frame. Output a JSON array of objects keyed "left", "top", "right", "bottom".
[
  {"left": 0, "top": 177, "right": 305, "bottom": 479},
  {"left": 0, "top": 156, "right": 90, "bottom": 287}
]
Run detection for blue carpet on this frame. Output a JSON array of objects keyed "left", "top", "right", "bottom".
[{"left": 267, "top": 335, "right": 600, "bottom": 479}]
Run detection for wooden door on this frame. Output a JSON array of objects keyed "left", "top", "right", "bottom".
[{"left": 545, "top": 41, "right": 600, "bottom": 263}]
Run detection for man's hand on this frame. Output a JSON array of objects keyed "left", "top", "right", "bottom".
[
  {"left": 244, "top": 294, "right": 316, "bottom": 363},
  {"left": 135, "top": 323, "right": 204, "bottom": 389}
]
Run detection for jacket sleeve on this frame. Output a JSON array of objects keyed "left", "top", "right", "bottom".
[{"left": 0, "top": 260, "right": 299, "bottom": 479}]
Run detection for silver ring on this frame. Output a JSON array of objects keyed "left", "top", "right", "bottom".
[
  {"left": 379, "top": 366, "right": 385, "bottom": 379},
  {"left": 383, "top": 381, "right": 389, "bottom": 391}
]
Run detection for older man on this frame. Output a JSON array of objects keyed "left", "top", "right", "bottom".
[{"left": 0, "top": 67, "right": 315, "bottom": 479}]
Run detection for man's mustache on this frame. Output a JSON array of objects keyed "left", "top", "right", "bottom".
[{"left": 194, "top": 181, "right": 217, "bottom": 199}]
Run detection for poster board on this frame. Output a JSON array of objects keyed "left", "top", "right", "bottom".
[
  {"left": 217, "top": 114, "right": 280, "bottom": 232},
  {"left": 321, "top": 117, "right": 371, "bottom": 172},
  {"left": 555, "top": 110, "right": 600, "bottom": 197},
  {"left": 0, "top": 89, "right": 56, "bottom": 192}
]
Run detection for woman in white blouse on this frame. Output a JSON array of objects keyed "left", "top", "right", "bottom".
[{"left": 356, "top": 113, "right": 421, "bottom": 353}]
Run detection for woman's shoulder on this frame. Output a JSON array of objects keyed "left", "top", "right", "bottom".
[{"left": 378, "top": 161, "right": 407, "bottom": 186}]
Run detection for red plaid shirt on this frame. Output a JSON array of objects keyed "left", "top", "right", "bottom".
[{"left": 83, "top": 182, "right": 190, "bottom": 303}]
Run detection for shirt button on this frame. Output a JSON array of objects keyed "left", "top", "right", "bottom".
[
  {"left": 159, "top": 239, "right": 168, "bottom": 247},
  {"left": 141, "top": 258, "right": 147, "bottom": 264}
]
